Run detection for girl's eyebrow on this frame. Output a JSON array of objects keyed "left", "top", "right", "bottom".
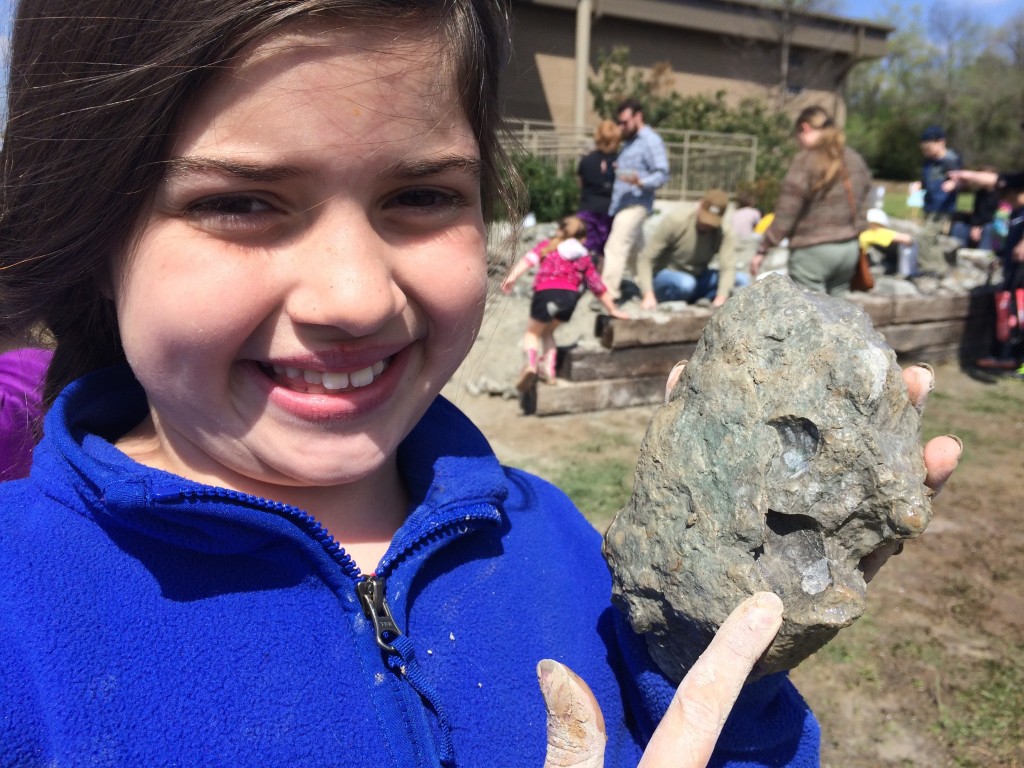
[
  {"left": 381, "top": 154, "right": 481, "bottom": 182},
  {"left": 163, "top": 156, "right": 304, "bottom": 182},
  {"left": 162, "top": 154, "right": 480, "bottom": 183}
]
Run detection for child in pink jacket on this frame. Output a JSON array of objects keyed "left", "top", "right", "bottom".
[{"left": 502, "top": 215, "right": 628, "bottom": 390}]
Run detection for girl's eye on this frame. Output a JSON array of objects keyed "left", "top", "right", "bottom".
[
  {"left": 389, "top": 188, "right": 465, "bottom": 211},
  {"left": 184, "top": 195, "right": 280, "bottom": 233}
]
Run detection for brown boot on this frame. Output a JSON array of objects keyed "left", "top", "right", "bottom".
[{"left": 516, "top": 367, "right": 538, "bottom": 393}]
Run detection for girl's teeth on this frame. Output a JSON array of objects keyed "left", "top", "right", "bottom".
[
  {"left": 321, "top": 371, "right": 350, "bottom": 390},
  {"left": 350, "top": 366, "right": 374, "bottom": 388},
  {"left": 269, "top": 359, "right": 388, "bottom": 390}
]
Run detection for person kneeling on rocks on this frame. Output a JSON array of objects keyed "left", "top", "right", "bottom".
[{"left": 637, "top": 189, "right": 750, "bottom": 310}]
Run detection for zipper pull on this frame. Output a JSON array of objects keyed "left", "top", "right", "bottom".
[{"left": 356, "top": 576, "right": 402, "bottom": 653}]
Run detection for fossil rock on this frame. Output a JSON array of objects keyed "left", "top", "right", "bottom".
[{"left": 603, "top": 274, "right": 931, "bottom": 681}]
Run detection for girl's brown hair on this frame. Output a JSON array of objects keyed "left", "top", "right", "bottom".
[
  {"left": 0, "top": 0, "right": 516, "bottom": 404},
  {"left": 794, "top": 105, "right": 846, "bottom": 195}
]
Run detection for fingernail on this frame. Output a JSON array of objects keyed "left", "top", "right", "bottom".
[
  {"left": 664, "top": 360, "right": 688, "bottom": 405},
  {"left": 914, "top": 362, "right": 935, "bottom": 390},
  {"left": 945, "top": 434, "right": 963, "bottom": 453}
]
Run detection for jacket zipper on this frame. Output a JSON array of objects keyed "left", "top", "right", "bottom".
[
  {"left": 151, "top": 486, "right": 498, "bottom": 766},
  {"left": 355, "top": 576, "right": 401, "bottom": 652}
]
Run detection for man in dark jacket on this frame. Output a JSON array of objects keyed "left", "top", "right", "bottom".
[{"left": 917, "top": 125, "right": 964, "bottom": 276}]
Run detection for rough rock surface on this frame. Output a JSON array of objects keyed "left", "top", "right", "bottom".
[{"left": 602, "top": 274, "right": 932, "bottom": 681}]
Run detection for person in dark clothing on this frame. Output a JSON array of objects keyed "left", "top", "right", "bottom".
[
  {"left": 949, "top": 168, "right": 1024, "bottom": 370},
  {"left": 963, "top": 167, "right": 1002, "bottom": 251},
  {"left": 916, "top": 125, "right": 964, "bottom": 275},
  {"left": 575, "top": 119, "right": 621, "bottom": 259}
]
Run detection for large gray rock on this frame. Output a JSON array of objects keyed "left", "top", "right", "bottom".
[{"left": 603, "top": 274, "right": 931, "bottom": 681}]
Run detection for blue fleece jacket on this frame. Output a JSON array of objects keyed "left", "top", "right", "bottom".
[{"left": 0, "top": 365, "right": 819, "bottom": 767}]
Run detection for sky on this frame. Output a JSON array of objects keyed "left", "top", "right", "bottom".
[{"left": 839, "top": 0, "right": 1021, "bottom": 26}]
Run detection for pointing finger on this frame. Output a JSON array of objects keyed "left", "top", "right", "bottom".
[{"left": 639, "top": 592, "right": 783, "bottom": 768}]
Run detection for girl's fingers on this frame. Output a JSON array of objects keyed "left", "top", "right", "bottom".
[
  {"left": 664, "top": 361, "right": 687, "bottom": 403},
  {"left": 537, "top": 593, "right": 783, "bottom": 768},
  {"left": 538, "top": 660, "right": 606, "bottom": 768},
  {"left": 902, "top": 363, "right": 934, "bottom": 412},
  {"left": 924, "top": 434, "right": 962, "bottom": 493},
  {"left": 899, "top": 363, "right": 960, "bottom": 490},
  {"left": 638, "top": 592, "right": 784, "bottom": 768}
]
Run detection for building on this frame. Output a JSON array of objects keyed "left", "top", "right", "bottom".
[{"left": 506, "top": 0, "right": 893, "bottom": 129}]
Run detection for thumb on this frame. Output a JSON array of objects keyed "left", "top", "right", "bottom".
[{"left": 537, "top": 659, "right": 607, "bottom": 768}]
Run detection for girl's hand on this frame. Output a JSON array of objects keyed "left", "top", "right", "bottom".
[
  {"left": 501, "top": 276, "right": 516, "bottom": 294},
  {"left": 539, "top": 592, "right": 784, "bottom": 768},
  {"left": 537, "top": 363, "right": 960, "bottom": 767},
  {"left": 749, "top": 252, "right": 764, "bottom": 277},
  {"left": 610, "top": 308, "right": 632, "bottom": 320}
]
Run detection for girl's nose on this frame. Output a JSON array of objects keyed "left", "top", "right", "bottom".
[{"left": 284, "top": 214, "right": 407, "bottom": 337}]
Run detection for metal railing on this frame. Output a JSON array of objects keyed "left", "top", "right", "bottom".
[{"left": 504, "top": 118, "right": 758, "bottom": 200}]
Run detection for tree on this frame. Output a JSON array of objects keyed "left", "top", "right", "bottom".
[{"left": 845, "top": 1, "right": 1024, "bottom": 178}]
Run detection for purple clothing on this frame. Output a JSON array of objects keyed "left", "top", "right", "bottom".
[
  {"left": 576, "top": 209, "right": 613, "bottom": 257},
  {"left": 0, "top": 347, "right": 52, "bottom": 480}
]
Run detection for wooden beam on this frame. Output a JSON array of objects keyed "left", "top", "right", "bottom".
[
  {"left": 565, "top": 343, "right": 697, "bottom": 381},
  {"left": 601, "top": 309, "right": 713, "bottom": 349},
  {"left": 890, "top": 294, "right": 973, "bottom": 324},
  {"left": 533, "top": 376, "right": 665, "bottom": 416}
]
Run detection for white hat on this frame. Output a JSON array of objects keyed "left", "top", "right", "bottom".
[{"left": 866, "top": 208, "right": 889, "bottom": 227}]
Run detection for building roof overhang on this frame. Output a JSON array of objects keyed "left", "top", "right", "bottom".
[{"left": 515, "top": 0, "right": 892, "bottom": 61}]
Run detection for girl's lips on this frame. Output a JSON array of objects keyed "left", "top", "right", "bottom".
[{"left": 242, "top": 347, "right": 409, "bottom": 421}]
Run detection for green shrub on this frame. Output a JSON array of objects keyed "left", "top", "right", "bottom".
[{"left": 510, "top": 152, "right": 579, "bottom": 223}]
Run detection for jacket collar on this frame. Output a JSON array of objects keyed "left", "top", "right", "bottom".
[{"left": 33, "top": 365, "right": 508, "bottom": 557}]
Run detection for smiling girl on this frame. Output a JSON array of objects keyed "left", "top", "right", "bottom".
[{"left": 0, "top": 3, "right": 960, "bottom": 767}]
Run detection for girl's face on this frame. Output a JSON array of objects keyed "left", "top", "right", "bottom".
[{"left": 112, "top": 24, "right": 487, "bottom": 496}]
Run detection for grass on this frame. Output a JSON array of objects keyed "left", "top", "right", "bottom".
[
  {"left": 939, "top": 653, "right": 1024, "bottom": 766},
  {"left": 875, "top": 185, "right": 976, "bottom": 221}
]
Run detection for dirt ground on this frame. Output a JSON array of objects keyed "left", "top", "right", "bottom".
[{"left": 441, "top": 289, "right": 1024, "bottom": 767}]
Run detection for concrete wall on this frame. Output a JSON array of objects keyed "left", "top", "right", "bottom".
[{"left": 505, "top": 1, "right": 889, "bottom": 126}]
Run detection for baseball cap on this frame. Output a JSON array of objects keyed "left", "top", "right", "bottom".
[
  {"left": 697, "top": 189, "right": 729, "bottom": 228},
  {"left": 920, "top": 125, "right": 945, "bottom": 142},
  {"left": 866, "top": 208, "right": 890, "bottom": 227}
]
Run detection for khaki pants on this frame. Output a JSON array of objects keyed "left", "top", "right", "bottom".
[
  {"left": 787, "top": 239, "right": 859, "bottom": 297},
  {"left": 600, "top": 205, "right": 648, "bottom": 300}
]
